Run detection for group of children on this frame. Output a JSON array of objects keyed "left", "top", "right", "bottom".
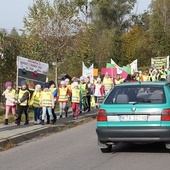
[{"left": 2, "top": 76, "right": 94, "bottom": 125}]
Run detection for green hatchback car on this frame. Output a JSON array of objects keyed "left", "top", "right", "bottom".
[{"left": 96, "top": 81, "right": 170, "bottom": 152}]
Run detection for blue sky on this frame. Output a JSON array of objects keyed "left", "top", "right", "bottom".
[{"left": 0, "top": 0, "right": 152, "bottom": 32}]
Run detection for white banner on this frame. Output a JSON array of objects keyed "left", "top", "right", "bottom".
[
  {"left": 17, "top": 56, "right": 49, "bottom": 74},
  {"left": 82, "top": 62, "right": 94, "bottom": 83},
  {"left": 130, "top": 59, "right": 138, "bottom": 73},
  {"left": 17, "top": 56, "right": 49, "bottom": 89},
  {"left": 111, "top": 59, "right": 122, "bottom": 70}
]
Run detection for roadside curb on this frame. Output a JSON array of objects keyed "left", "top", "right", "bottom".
[{"left": 0, "top": 113, "right": 97, "bottom": 148}]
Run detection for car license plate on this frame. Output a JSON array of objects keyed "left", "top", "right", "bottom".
[{"left": 119, "top": 115, "right": 148, "bottom": 121}]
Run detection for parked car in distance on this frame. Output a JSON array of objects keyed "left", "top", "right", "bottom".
[{"left": 96, "top": 81, "right": 170, "bottom": 153}]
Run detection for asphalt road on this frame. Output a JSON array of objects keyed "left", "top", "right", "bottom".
[{"left": 0, "top": 120, "right": 170, "bottom": 170}]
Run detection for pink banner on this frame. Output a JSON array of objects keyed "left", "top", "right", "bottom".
[
  {"left": 101, "top": 68, "right": 117, "bottom": 77},
  {"left": 101, "top": 68, "right": 128, "bottom": 79},
  {"left": 121, "top": 71, "right": 128, "bottom": 79}
]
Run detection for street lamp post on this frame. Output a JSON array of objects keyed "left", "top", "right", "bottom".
[{"left": 52, "top": 62, "right": 58, "bottom": 88}]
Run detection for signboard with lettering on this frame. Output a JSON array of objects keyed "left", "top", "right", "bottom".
[
  {"left": 151, "top": 56, "right": 169, "bottom": 69},
  {"left": 16, "top": 56, "right": 49, "bottom": 89}
]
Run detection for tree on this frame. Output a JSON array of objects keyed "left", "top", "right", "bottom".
[
  {"left": 22, "top": 0, "right": 82, "bottom": 63},
  {"left": 149, "top": 0, "right": 170, "bottom": 56},
  {"left": 91, "top": 0, "right": 137, "bottom": 64},
  {"left": 0, "top": 28, "right": 21, "bottom": 82}
]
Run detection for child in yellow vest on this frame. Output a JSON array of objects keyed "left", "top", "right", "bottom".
[
  {"left": 2, "top": 82, "right": 17, "bottom": 125},
  {"left": 40, "top": 82, "right": 54, "bottom": 125},
  {"left": 64, "top": 78, "right": 71, "bottom": 116},
  {"left": 103, "top": 72, "right": 113, "bottom": 95},
  {"left": 48, "top": 80, "right": 57, "bottom": 123},
  {"left": 114, "top": 74, "right": 125, "bottom": 85},
  {"left": 71, "top": 82, "right": 80, "bottom": 120},
  {"left": 79, "top": 76, "right": 88, "bottom": 113},
  {"left": 29, "top": 84, "right": 42, "bottom": 125},
  {"left": 15, "top": 80, "right": 30, "bottom": 125},
  {"left": 57, "top": 81, "right": 71, "bottom": 118}
]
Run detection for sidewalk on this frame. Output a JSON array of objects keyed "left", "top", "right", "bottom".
[{"left": 0, "top": 109, "right": 98, "bottom": 147}]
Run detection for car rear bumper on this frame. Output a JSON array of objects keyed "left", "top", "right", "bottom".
[{"left": 96, "top": 127, "right": 170, "bottom": 144}]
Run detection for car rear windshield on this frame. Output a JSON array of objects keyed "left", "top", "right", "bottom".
[{"left": 104, "top": 85, "right": 165, "bottom": 104}]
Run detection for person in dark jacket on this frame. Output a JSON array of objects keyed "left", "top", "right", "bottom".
[{"left": 15, "top": 80, "right": 30, "bottom": 125}]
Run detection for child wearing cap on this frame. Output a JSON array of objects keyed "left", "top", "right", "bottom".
[
  {"left": 71, "top": 82, "right": 81, "bottom": 120},
  {"left": 29, "top": 84, "right": 42, "bottom": 125},
  {"left": 93, "top": 77, "right": 105, "bottom": 108},
  {"left": 2, "top": 82, "right": 18, "bottom": 125},
  {"left": 64, "top": 78, "right": 71, "bottom": 117},
  {"left": 57, "top": 80, "right": 71, "bottom": 118},
  {"left": 79, "top": 76, "right": 88, "bottom": 113},
  {"left": 47, "top": 81, "right": 58, "bottom": 124},
  {"left": 40, "top": 82, "right": 54, "bottom": 125},
  {"left": 15, "top": 80, "right": 30, "bottom": 125}
]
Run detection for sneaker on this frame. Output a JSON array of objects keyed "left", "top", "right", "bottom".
[
  {"left": 46, "top": 121, "right": 50, "bottom": 124},
  {"left": 24, "top": 121, "right": 29, "bottom": 125},
  {"left": 52, "top": 119, "right": 56, "bottom": 124},
  {"left": 37, "top": 119, "right": 41, "bottom": 124},
  {"left": 51, "top": 119, "right": 55, "bottom": 124},
  {"left": 74, "top": 117, "right": 78, "bottom": 120},
  {"left": 84, "top": 107, "right": 88, "bottom": 112},
  {"left": 15, "top": 121, "right": 20, "bottom": 125},
  {"left": 34, "top": 121, "right": 37, "bottom": 125},
  {"left": 41, "top": 120, "right": 45, "bottom": 125}
]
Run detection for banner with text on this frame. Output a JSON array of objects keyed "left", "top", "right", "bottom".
[
  {"left": 151, "top": 56, "right": 169, "bottom": 69},
  {"left": 17, "top": 56, "right": 49, "bottom": 89}
]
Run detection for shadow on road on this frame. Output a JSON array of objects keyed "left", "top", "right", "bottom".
[{"left": 111, "top": 142, "right": 169, "bottom": 154}]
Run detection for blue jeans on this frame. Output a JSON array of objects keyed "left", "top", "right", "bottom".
[
  {"left": 42, "top": 107, "right": 53, "bottom": 120},
  {"left": 79, "top": 96, "right": 87, "bottom": 111},
  {"left": 34, "top": 107, "right": 41, "bottom": 121}
]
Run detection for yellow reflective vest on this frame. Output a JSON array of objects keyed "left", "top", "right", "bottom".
[
  {"left": 160, "top": 69, "right": 167, "bottom": 79},
  {"left": 41, "top": 90, "right": 53, "bottom": 107},
  {"left": 71, "top": 88, "right": 80, "bottom": 103},
  {"left": 30, "top": 91, "right": 42, "bottom": 108},
  {"left": 18, "top": 89, "right": 30, "bottom": 106},
  {"left": 7, "top": 89, "right": 15, "bottom": 99},
  {"left": 50, "top": 87, "right": 56, "bottom": 93},
  {"left": 58, "top": 87, "right": 68, "bottom": 102},
  {"left": 114, "top": 78, "right": 124, "bottom": 85},
  {"left": 103, "top": 77, "right": 112, "bottom": 90},
  {"left": 79, "top": 83, "right": 87, "bottom": 97}
]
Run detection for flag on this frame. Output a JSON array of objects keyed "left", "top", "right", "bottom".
[
  {"left": 82, "top": 62, "right": 94, "bottom": 83},
  {"left": 111, "top": 59, "right": 122, "bottom": 70},
  {"left": 130, "top": 59, "right": 138, "bottom": 73}
]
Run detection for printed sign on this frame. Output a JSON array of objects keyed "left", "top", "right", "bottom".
[
  {"left": 151, "top": 56, "right": 169, "bottom": 69},
  {"left": 17, "top": 56, "right": 49, "bottom": 89}
]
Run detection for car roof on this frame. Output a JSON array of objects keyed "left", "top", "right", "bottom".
[{"left": 115, "top": 81, "right": 170, "bottom": 87}]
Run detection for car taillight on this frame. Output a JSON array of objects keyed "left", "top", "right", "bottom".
[
  {"left": 97, "top": 109, "right": 107, "bottom": 121},
  {"left": 161, "top": 109, "right": 170, "bottom": 121}
]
